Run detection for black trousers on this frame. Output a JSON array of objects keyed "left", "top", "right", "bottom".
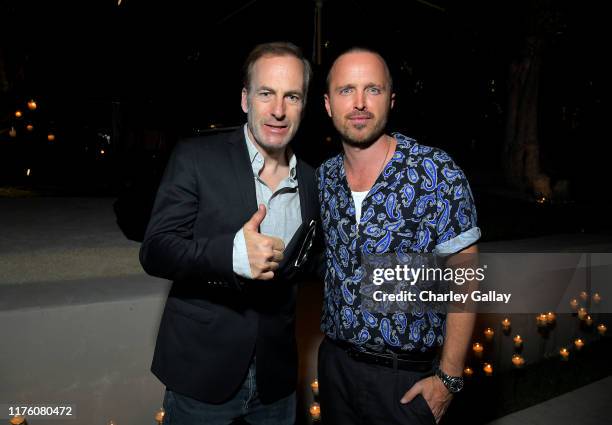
[{"left": 318, "top": 338, "right": 437, "bottom": 425}]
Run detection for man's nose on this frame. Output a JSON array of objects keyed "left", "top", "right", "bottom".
[
  {"left": 271, "top": 98, "right": 286, "bottom": 120},
  {"left": 354, "top": 91, "right": 366, "bottom": 111}
]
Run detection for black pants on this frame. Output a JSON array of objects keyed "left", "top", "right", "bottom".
[{"left": 318, "top": 338, "right": 437, "bottom": 425}]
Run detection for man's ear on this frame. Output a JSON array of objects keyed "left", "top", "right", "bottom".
[
  {"left": 241, "top": 88, "right": 249, "bottom": 113},
  {"left": 324, "top": 93, "right": 332, "bottom": 118},
  {"left": 390, "top": 92, "right": 396, "bottom": 110}
]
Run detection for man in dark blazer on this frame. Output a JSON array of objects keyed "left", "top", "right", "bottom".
[{"left": 140, "top": 42, "right": 318, "bottom": 425}]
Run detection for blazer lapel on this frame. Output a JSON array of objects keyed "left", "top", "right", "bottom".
[
  {"left": 228, "top": 128, "right": 258, "bottom": 221},
  {"left": 296, "top": 159, "right": 313, "bottom": 223}
]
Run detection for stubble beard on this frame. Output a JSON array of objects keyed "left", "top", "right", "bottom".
[{"left": 336, "top": 114, "right": 389, "bottom": 149}]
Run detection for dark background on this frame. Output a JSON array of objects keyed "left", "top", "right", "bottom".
[
  {"left": 1, "top": 0, "right": 609, "bottom": 241},
  {"left": 1, "top": 3, "right": 611, "bottom": 424}
]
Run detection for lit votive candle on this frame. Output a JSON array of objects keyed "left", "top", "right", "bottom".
[
  {"left": 513, "top": 334, "right": 523, "bottom": 348},
  {"left": 501, "top": 318, "right": 511, "bottom": 331},
  {"left": 585, "top": 315, "right": 593, "bottom": 326},
  {"left": 512, "top": 354, "right": 525, "bottom": 368},
  {"left": 463, "top": 367, "right": 474, "bottom": 378},
  {"left": 155, "top": 408, "right": 165, "bottom": 424},
  {"left": 597, "top": 324, "right": 607, "bottom": 335},
  {"left": 578, "top": 308, "right": 588, "bottom": 320},
  {"left": 483, "top": 363, "right": 493, "bottom": 376},
  {"left": 472, "top": 342, "right": 484, "bottom": 357},
  {"left": 9, "top": 416, "right": 26, "bottom": 425},
  {"left": 559, "top": 347, "right": 570, "bottom": 361},
  {"left": 593, "top": 293, "right": 602, "bottom": 304},
  {"left": 310, "top": 402, "right": 321, "bottom": 421},
  {"left": 484, "top": 327, "right": 495, "bottom": 341},
  {"left": 570, "top": 298, "right": 579, "bottom": 310},
  {"left": 536, "top": 313, "right": 548, "bottom": 327},
  {"left": 311, "top": 379, "right": 319, "bottom": 397},
  {"left": 580, "top": 291, "right": 588, "bottom": 301},
  {"left": 574, "top": 338, "right": 585, "bottom": 350},
  {"left": 546, "top": 312, "right": 556, "bottom": 324}
]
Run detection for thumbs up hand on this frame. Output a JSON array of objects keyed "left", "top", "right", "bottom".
[{"left": 243, "top": 204, "right": 285, "bottom": 280}]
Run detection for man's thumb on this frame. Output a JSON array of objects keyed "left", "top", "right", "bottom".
[
  {"left": 400, "top": 386, "right": 418, "bottom": 404},
  {"left": 244, "top": 204, "right": 267, "bottom": 231}
]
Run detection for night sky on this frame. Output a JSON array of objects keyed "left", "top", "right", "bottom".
[{"left": 3, "top": 1, "right": 607, "bottom": 132}]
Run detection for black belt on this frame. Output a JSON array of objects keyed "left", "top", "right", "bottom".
[{"left": 327, "top": 337, "right": 438, "bottom": 372}]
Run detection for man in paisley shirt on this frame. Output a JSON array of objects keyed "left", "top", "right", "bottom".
[{"left": 316, "top": 47, "right": 481, "bottom": 424}]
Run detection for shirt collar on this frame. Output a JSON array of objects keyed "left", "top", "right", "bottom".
[{"left": 243, "top": 124, "right": 297, "bottom": 181}]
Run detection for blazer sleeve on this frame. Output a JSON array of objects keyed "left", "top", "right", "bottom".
[{"left": 139, "top": 140, "right": 240, "bottom": 288}]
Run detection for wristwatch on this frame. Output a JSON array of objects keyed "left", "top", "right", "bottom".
[{"left": 435, "top": 367, "right": 464, "bottom": 393}]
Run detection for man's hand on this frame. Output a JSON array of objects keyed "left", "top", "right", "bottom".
[
  {"left": 243, "top": 204, "right": 285, "bottom": 280},
  {"left": 400, "top": 376, "right": 452, "bottom": 423}
]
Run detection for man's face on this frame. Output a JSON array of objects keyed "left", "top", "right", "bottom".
[
  {"left": 241, "top": 55, "right": 305, "bottom": 153},
  {"left": 324, "top": 51, "right": 394, "bottom": 147}
]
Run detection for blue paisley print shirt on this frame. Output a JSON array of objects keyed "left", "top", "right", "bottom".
[{"left": 317, "top": 133, "right": 481, "bottom": 353}]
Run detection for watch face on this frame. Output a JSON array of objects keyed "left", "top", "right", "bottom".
[
  {"left": 449, "top": 378, "right": 464, "bottom": 393},
  {"left": 437, "top": 368, "right": 464, "bottom": 393}
]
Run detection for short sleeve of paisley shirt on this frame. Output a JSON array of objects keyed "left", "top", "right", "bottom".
[{"left": 431, "top": 152, "right": 480, "bottom": 256}]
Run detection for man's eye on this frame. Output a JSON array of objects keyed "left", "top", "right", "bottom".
[
  {"left": 287, "top": 95, "right": 301, "bottom": 103},
  {"left": 339, "top": 88, "right": 353, "bottom": 95},
  {"left": 258, "top": 92, "right": 271, "bottom": 98},
  {"left": 368, "top": 87, "right": 382, "bottom": 94}
]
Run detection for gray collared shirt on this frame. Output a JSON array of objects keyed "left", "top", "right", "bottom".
[{"left": 232, "top": 124, "right": 302, "bottom": 278}]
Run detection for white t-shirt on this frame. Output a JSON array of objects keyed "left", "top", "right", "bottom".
[{"left": 352, "top": 191, "right": 369, "bottom": 224}]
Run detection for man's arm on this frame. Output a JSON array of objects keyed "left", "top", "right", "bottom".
[
  {"left": 401, "top": 244, "right": 478, "bottom": 423},
  {"left": 139, "top": 141, "right": 237, "bottom": 285},
  {"left": 140, "top": 141, "right": 285, "bottom": 286},
  {"left": 438, "top": 244, "right": 478, "bottom": 377}
]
